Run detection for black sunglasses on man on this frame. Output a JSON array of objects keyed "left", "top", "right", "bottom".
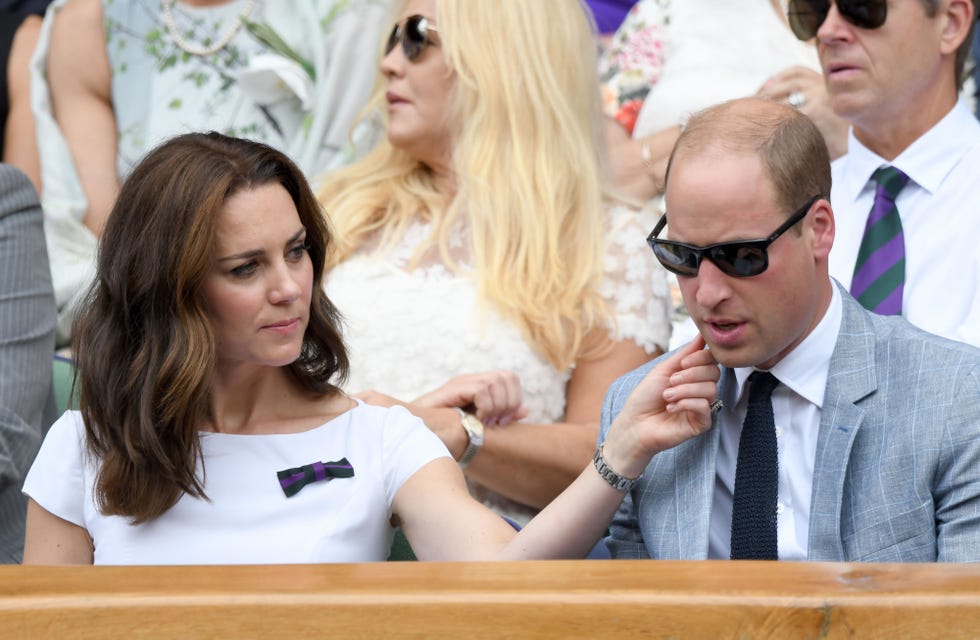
[
  {"left": 787, "top": 0, "right": 888, "bottom": 40},
  {"left": 646, "top": 195, "right": 824, "bottom": 278}
]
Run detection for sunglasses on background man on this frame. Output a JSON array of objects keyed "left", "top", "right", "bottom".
[
  {"left": 385, "top": 14, "right": 440, "bottom": 61},
  {"left": 787, "top": 0, "right": 888, "bottom": 40}
]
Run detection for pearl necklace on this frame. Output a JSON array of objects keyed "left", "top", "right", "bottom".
[{"left": 162, "top": 0, "right": 258, "bottom": 57}]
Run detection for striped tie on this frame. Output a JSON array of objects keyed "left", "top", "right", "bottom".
[{"left": 850, "top": 166, "right": 910, "bottom": 315}]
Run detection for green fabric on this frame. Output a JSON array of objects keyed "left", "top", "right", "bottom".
[
  {"left": 52, "top": 357, "right": 78, "bottom": 414},
  {"left": 388, "top": 527, "right": 417, "bottom": 561}
]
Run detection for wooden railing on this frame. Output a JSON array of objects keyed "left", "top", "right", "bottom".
[{"left": 3, "top": 560, "right": 980, "bottom": 638}]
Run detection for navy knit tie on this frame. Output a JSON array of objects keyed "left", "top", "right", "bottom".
[{"left": 730, "top": 371, "right": 780, "bottom": 560}]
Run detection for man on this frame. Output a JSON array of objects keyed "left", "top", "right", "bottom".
[
  {"left": 599, "top": 97, "right": 980, "bottom": 562},
  {"left": 0, "top": 163, "right": 55, "bottom": 562},
  {"left": 791, "top": 0, "right": 979, "bottom": 345}
]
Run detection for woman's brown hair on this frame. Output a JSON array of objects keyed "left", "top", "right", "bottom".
[{"left": 73, "top": 132, "right": 349, "bottom": 523}]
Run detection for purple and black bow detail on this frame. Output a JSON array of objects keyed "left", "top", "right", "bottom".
[{"left": 277, "top": 458, "right": 354, "bottom": 498}]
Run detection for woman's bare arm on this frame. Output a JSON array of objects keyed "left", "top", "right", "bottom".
[{"left": 47, "top": 0, "right": 120, "bottom": 237}]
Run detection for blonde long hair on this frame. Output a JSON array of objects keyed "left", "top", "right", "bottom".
[{"left": 319, "top": 0, "right": 609, "bottom": 370}]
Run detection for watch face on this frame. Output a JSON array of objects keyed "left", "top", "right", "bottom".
[
  {"left": 461, "top": 414, "right": 484, "bottom": 443},
  {"left": 456, "top": 410, "right": 484, "bottom": 468}
]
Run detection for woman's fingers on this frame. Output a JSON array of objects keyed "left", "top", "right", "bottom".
[{"left": 472, "top": 371, "right": 524, "bottom": 425}]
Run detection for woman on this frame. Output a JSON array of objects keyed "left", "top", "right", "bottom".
[
  {"left": 21, "top": 132, "right": 719, "bottom": 564},
  {"left": 318, "top": 0, "right": 672, "bottom": 525},
  {"left": 31, "top": 0, "right": 389, "bottom": 344}
]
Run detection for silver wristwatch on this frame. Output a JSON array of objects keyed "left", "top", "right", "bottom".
[{"left": 593, "top": 444, "right": 640, "bottom": 492}]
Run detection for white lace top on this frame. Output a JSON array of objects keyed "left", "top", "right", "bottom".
[{"left": 325, "top": 203, "right": 672, "bottom": 523}]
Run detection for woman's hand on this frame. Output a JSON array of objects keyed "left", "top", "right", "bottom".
[
  {"left": 757, "top": 65, "right": 849, "bottom": 159},
  {"left": 603, "top": 117, "right": 678, "bottom": 200},
  {"left": 354, "top": 372, "right": 528, "bottom": 461},
  {"left": 351, "top": 389, "right": 401, "bottom": 409},
  {"left": 600, "top": 336, "right": 720, "bottom": 479},
  {"left": 352, "top": 389, "right": 468, "bottom": 457},
  {"left": 412, "top": 371, "right": 528, "bottom": 426}
]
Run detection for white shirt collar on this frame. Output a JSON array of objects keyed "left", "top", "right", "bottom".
[
  {"left": 728, "top": 282, "right": 842, "bottom": 408},
  {"left": 837, "top": 100, "right": 979, "bottom": 201}
]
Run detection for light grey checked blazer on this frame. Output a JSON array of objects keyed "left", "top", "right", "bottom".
[
  {"left": 600, "top": 283, "right": 980, "bottom": 562},
  {"left": 0, "top": 165, "right": 56, "bottom": 563}
]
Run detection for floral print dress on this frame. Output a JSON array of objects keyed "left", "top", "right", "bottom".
[
  {"left": 599, "top": 0, "right": 670, "bottom": 135},
  {"left": 103, "top": 0, "right": 387, "bottom": 181},
  {"left": 599, "top": 0, "right": 819, "bottom": 139},
  {"left": 31, "top": 0, "right": 390, "bottom": 340}
]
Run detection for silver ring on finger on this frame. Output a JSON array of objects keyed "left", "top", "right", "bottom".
[{"left": 709, "top": 399, "right": 724, "bottom": 415}]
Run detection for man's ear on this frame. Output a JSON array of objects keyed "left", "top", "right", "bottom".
[
  {"left": 809, "top": 198, "right": 835, "bottom": 261},
  {"left": 939, "top": 0, "right": 973, "bottom": 56}
]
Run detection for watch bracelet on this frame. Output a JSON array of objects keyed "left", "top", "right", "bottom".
[{"left": 593, "top": 443, "right": 640, "bottom": 492}]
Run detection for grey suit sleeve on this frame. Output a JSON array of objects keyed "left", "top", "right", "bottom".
[
  {"left": 0, "top": 164, "right": 56, "bottom": 563},
  {"left": 935, "top": 359, "right": 980, "bottom": 562},
  {"left": 599, "top": 369, "right": 650, "bottom": 560}
]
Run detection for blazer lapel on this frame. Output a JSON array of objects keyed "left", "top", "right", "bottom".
[
  {"left": 808, "top": 289, "right": 877, "bottom": 560},
  {"left": 667, "top": 366, "right": 730, "bottom": 559},
  {"left": 673, "top": 422, "right": 721, "bottom": 559}
]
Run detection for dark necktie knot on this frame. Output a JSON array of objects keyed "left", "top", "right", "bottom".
[
  {"left": 730, "top": 370, "right": 781, "bottom": 560},
  {"left": 745, "top": 371, "right": 779, "bottom": 408},
  {"left": 871, "top": 165, "right": 910, "bottom": 202}
]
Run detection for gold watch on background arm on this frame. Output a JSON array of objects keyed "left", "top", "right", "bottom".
[{"left": 454, "top": 408, "right": 484, "bottom": 468}]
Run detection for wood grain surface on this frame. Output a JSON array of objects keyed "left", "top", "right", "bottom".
[{"left": 3, "top": 560, "right": 980, "bottom": 638}]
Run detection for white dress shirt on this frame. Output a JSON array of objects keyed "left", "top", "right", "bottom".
[
  {"left": 709, "top": 284, "right": 842, "bottom": 560},
  {"left": 828, "top": 100, "right": 980, "bottom": 347}
]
